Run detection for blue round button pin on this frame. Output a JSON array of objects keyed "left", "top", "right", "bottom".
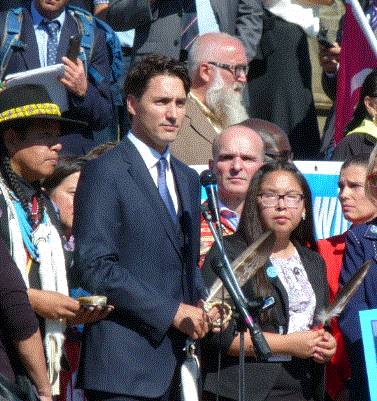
[{"left": 266, "top": 265, "right": 277, "bottom": 278}]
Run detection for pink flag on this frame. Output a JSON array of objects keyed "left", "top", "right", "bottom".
[{"left": 334, "top": 3, "right": 377, "bottom": 144}]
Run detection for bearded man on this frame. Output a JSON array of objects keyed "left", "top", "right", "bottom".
[{"left": 170, "top": 33, "right": 249, "bottom": 165}]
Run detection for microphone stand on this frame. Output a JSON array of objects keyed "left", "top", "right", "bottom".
[{"left": 202, "top": 206, "right": 272, "bottom": 401}]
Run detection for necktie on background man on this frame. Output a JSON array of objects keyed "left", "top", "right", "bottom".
[
  {"left": 157, "top": 157, "right": 177, "bottom": 224},
  {"left": 43, "top": 20, "right": 60, "bottom": 66},
  {"left": 181, "top": 0, "right": 199, "bottom": 52}
]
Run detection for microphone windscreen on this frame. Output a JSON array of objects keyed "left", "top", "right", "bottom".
[{"left": 199, "top": 169, "right": 217, "bottom": 187}]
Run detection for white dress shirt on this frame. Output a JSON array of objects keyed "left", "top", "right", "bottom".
[{"left": 128, "top": 133, "right": 179, "bottom": 214}]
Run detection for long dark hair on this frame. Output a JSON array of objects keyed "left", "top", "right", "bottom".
[
  {"left": 345, "top": 69, "right": 377, "bottom": 134},
  {"left": 236, "top": 162, "right": 317, "bottom": 309}
]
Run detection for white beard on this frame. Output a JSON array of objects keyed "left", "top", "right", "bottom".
[{"left": 205, "top": 71, "right": 249, "bottom": 129}]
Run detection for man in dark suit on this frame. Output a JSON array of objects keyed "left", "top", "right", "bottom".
[
  {"left": 106, "top": 0, "right": 263, "bottom": 63},
  {"left": 0, "top": 0, "right": 112, "bottom": 135},
  {"left": 73, "top": 54, "right": 216, "bottom": 400}
]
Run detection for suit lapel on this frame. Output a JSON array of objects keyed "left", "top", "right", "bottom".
[
  {"left": 56, "top": 11, "right": 76, "bottom": 64},
  {"left": 120, "top": 139, "right": 183, "bottom": 259},
  {"left": 185, "top": 97, "right": 218, "bottom": 146},
  {"left": 19, "top": 9, "right": 40, "bottom": 70},
  {"left": 171, "top": 157, "right": 191, "bottom": 220},
  {"left": 209, "top": 0, "right": 218, "bottom": 18},
  {"left": 268, "top": 270, "right": 290, "bottom": 324},
  {"left": 296, "top": 246, "right": 324, "bottom": 316},
  {"left": 171, "top": 156, "right": 198, "bottom": 303}
]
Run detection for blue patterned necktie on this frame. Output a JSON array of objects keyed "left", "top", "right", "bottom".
[
  {"left": 181, "top": 0, "right": 199, "bottom": 52},
  {"left": 157, "top": 157, "right": 177, "bottom": 224},
  {"left": 42, "top": 19, "right": 60, "bottom": 66}
]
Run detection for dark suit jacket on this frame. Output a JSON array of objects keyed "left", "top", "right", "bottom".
[
  {"left": 0, "top": 7, "right": 112, "bottom": 133},
  {"left": 338, "top": 219, "right": 377, "bottom": 401},
  {"left": 107, "top": 0, "right": 263, "bottom": 62},
  {"left": 0, "top": 1, "right": 93, "bottom": 12},
  {"left": 72, "top": 137, "right": 207, "bottom": 398},
  {"left": 170, "top": 96, "right": 218, "bottom": 166},
  {"left": 201, "top": 234, "right": 329, "bottom": 401}
]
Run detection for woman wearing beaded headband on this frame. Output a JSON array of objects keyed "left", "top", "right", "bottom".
[{"left": 0, "top": 83, "right": 111, "bottom": 396}]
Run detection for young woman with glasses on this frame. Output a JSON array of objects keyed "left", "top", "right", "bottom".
[
  {"left": 338, "top": 145, "right": 377, "bottom": 401},
  {"left": 201, "top": 161, "right": 336, "bottom": 401}
]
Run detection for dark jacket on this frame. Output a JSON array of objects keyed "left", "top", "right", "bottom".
[
  {"left": 107, "top": 0, "right": 263, "bottom": 62},
  {"left": 72, "top": 137, "right": 207, "bottom": 398},
  {"left": 338, "top": 219, "right": 377, "bottom": 401}
]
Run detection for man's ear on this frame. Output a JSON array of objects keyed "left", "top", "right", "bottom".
[
  {"left": 2, "top": 128, "right": 19, "bottom": 156},
  {"left": 127, "top": 94, "right": 138, "bottom": 117},
  {"left": 198, "top": 62, "right": 214, "bottom": 84},
  {"left": 364, "top": 96, "right": 377, "bottom": 120}
]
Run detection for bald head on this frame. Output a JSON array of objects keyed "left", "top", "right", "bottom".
[
  {"left": 188, "top": 33, "right": 247, "bottom": 94},
  {"left": 210, "top": 125, "right": 265, "bottom": 214},
  {"left": 187, "top": 33, "right": 249, "bottom": 128},
  {"left": 187, "top": 33, "right": 246, "bottom": 76},
  {"left": 241, "top": 119, "right": 292, "bottom": 161}
]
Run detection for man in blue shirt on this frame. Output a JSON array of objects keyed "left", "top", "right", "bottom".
[{"left": 0, "top": 0, "right": 112, "bottom": 137}]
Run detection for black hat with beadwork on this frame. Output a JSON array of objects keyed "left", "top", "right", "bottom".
[{"left": 0, "top": 83, "right": 87, "bottom": 131}]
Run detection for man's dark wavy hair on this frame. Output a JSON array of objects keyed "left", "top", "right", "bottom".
[{"left": 124, "top": 54, "right": 191, "bottom": 100}]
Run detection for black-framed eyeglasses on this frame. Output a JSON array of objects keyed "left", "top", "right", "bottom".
[
  {"left": 257, "top": 192, "right": 304, "bottom": 208},
  {"left": 208, "top": 61, "right": 249, "bottom": 77}
]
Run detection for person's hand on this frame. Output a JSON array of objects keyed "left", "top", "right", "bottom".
[
  {"left": 28, "top": 289, "right": 80, "bottom": 320},
  {"left": 172, "top": 303, "right": 209, "bottom": 339},
  {"left": 60, "top": 56, "right": 88, "bottom": 97},
  {"left": 319, "top": 42, "right": 341, "bottom": 74},
  {"left": 67, "top": 304, "right": 114, "bottom": 326},
  {"left": 199, "top": 299, "right": 231, "bottom": 333},
  {"left": 285, "top": 329, "right": 324, "bottom": 359},
  {"left": 313, "top": 330, "right": 337, "bottom": 363}
]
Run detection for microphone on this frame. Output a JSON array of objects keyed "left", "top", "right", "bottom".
[
  {"left": 211, "top": 257, "right": 272, "bottom": 360},
  {"left": 199, "top": 170, "right": 221, "bottom": 235}
]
